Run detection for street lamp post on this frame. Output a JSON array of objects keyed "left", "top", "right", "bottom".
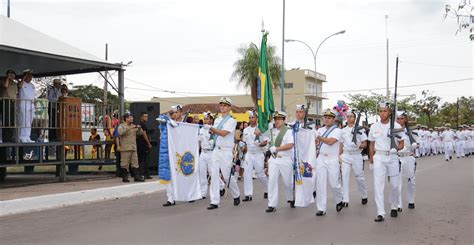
[{"left": 286, "top": 30, "right": 346, "bottom": 80}]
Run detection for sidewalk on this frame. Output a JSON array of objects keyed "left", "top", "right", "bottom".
[{"left": 0, "top": 174, "right": 166, "bottom": 217}]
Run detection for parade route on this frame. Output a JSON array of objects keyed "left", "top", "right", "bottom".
[{"left": 1, "top": 156, "right": 472, "bottom": 244}]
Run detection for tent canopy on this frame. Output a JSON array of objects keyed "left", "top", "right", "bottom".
[{"left": 0, "top": 15, "right": 122, "bottom": 78}]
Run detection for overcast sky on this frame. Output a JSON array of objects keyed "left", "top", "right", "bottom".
[{"left": 2, "top": 0, "right": 472, "bottom": 108}]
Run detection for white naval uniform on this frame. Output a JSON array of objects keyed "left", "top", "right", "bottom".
[
  {"left": 430, "top": 131, "right": 438, "bottom": 155},
  {"left": 242, "top": 125, "right": 268, "bottom": 197},
  {"left": 368, "top": 120, "right": 405, "bottom": 217},
  {"left": 209, "top": 115, "right": 239, "bottom": 206},
  {"left": 413, "top": 129, "right": 421, "bottom": 157},
  {"left": 398, "top": 132, "right": 416, "bottom": 208},
  {"left": 340, "top": 125, "right": 368, "bottom": 204},
  {"left": 267, "top": 127, "right": 294, "bottom": 208},
  {"left": 469, "top": 130, "right": 474, "bottom": 155},
  {"left": 315, "top": 125, "right": 343, "bottom": 213},
  {"left": 420, "top": 130, "right": 429, "bottom": 156},
  {"left": 18, "top": 82, "right": 35, "bottom": 142},
  {"left": 198, "top": 127, "right": 214, "bottom": 198},
  {"left": 455, "top": 130, "right": 465, "bottom": 158},
  {"left": 441, "top": 130, "right": 455, "bottom": 161}
]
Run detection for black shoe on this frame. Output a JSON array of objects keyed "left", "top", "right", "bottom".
[
  {"left": 390, "top": 209, "right": 398, "bottom": 217},
  {"left": 450, "top": 156, "right": 452, "bottom": 160},
  {"left": 121, "top": 168, "right": 130, "bottom": 183},
  {"left": 316, "top": 211, "right": 326, "bottom": 216},
  {"left": 336, "top": 201, "right": 344, "bottom": 212},
  {"left": 361, "top": 198, "right": 368, "bottom": 205},
  {"left": 242, "top": 196, "right": 252, "bottom": 202},
  {"left": 289, "top": 200, "right": 295, "bottom": 208},
  {"left": 446, "top": 159, "right": 449, "bottom": 161},
  {"left": 189, "top": 200, "right": 195, "bottom": 203},
  {"left": 408, "top": 203, "right": 415, "bottom": 209},
  {"left": 131, "top": 168, "right": 145, "bottom": 182},
  {"left": 263, "top": 192, "right": 268, "bottom": 199},
  {"left": 145, "top": 175, "right": 153, "bottom": 180},
  {"left": 163, "top": 201, "right": 175, "bottom": 207},
  {"left": 207, "top": 204, "right": 218, "bottom": 210},
  {"left": 313, "top": 191, "right": 317, "bottom": 198},
  {"left": 265, "top": 207, "right": 276, "bottom": 213},
  {"left": 374, "top": 215, "right": 385, "bottom": 222},
  {"left": 234, "top": 197, "right": 240, "bottom": 206},
  {"left": 220, "top": 189, "right": 225, "bottom": 197},
  {"left": 397, "top": 207, "right": 403, "bottom": 212},
  {"left": 342, "top": 202, "right": 349, "bottom": 208},
  {"left": 202, "top": 196, "right": 207, "bottom": 200}
]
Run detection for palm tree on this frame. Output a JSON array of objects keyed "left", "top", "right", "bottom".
[{"left": 231, "top": 42, "right": 282, "bottom": 108}]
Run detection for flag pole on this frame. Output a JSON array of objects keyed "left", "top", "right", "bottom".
[{"left": 280, "top": 0, "right": 286, "bottom": 111}]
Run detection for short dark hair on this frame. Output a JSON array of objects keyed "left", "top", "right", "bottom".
[{"left": 140, "top": 112, "right": 148, "bottom": 117}]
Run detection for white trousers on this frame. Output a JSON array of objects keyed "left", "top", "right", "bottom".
[
  {"left": 243, "top": 152, "right": 268, "bottom": 196},
  {"left": 398, "top": 156, "right": 416, "bottom": 207},
  {"left": 437, "top": 141, "right": 443, "bottom": 154},
  {"left": 209, "top": 148, "right": 240, "bottom": 205},
  {"left": 456, "top": 141, "right": 464, "bottom": 157},
  {"left": 199, "top": 151, "right": 212, "bottom": 197},
  {"left": 430, "top": 142, "right": 437, "bottom": 155},
  {"left": 373, "top": 154, "right": 400, "bottom": 216},
  {"left": 267, "top": 156, "right": 293, "bottom": 208},
  {"left": 166, "top": 183, "right": 174, "bottom": 203},
  {"left": 341, "top": 153, "right": 368, "bottom": 203},
  {"left": 315, "top": 155, "right": 343, "bottom": 212},
  {"left": 19, "top": 100, "right": 34, "bottom": 141},
  {"left": 443, "top": 142, "right": 453, "bottom": 160}
]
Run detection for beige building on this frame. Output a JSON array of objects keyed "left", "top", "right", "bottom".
[{"left": 151, "top": 69, "right": 327, "bottom": 124}]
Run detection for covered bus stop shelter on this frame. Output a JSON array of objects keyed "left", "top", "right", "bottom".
[{"left": 0, "top": 15, "right": 128, "bottom": 181}]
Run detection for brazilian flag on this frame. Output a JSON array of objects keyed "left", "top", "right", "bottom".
[{"left": 257, "top": 32, "right": 275, "bottom": 133}]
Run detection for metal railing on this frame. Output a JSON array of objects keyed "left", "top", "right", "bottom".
[{"left": 0, "top": 98, "right": 120, "bottom": 181}]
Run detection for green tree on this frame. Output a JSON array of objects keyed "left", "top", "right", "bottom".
[
  {"left": 413, "top": 90, "right": 441, "bottom": 128},
  {"left": 437, "top": 96, "right": 474, "bottom": 127},
  {"left": 231, "top": 42, "right": 282, "bottom": 107},
  {"left": 346, "top": 93, "right": 376, "bottom": 125},
  {"left": 70, "top": 85, "right": 119, "bottom": 104}
]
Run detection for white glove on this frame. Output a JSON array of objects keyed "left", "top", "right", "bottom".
[
  {"left": 169, "top": 120, "right": 178, "bottom": 128},
  {"left": 238, "top": 141, "right": 246, "bottom": 148},
  {"left": 369, "top": 164, "right": 374, "bottom": 171},
  {"left": 209, "top": 139, "right": 214, "bottom": 146},
  {"left": 203, "top": 124, "right": 211, "bottom": 129},
  {"left": 411, "top": 143, "right": 418, "bottom": 149},
  {"left": 390, "top": 148, "right": 397, "bottom": 154},
  {"left": 270, "top": 146, "right": 277, "bottom": 154},
  {"left": 255, "top": 139, "right": 260, "bottom": 144}
]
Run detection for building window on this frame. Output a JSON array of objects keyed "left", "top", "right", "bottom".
[{"left": 284, "top": 82, "right": 293, "bottom": 89}]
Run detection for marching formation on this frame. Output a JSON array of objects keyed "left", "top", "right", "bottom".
[{"left": 154, "top": 95, "right": 473, "bottom": 222}]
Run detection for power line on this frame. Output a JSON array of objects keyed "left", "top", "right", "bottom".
[
  {"left": 399, "top": 60, "right": 474, "bottom": 69},
  {"left": 324, "top": 78, "right": 472, "bottom": 94}
]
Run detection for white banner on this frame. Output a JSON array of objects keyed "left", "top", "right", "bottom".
[
  {"left": 168, "top": 122, "right": 202, "bottom": 201},
  {"left": 295, "top": 128, "right": 317, "bottom": 207}
]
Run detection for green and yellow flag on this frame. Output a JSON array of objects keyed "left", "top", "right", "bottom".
[{"left": 257, "top": 32, "right": 275, "bottom": 133}]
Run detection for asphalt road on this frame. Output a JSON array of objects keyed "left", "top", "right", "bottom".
[{"left": 1, "top": 156, "right": 472, "bottom": 244}]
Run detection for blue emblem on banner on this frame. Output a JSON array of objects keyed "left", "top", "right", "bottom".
[{"left": 176, "top": 151, "right": 195, "bottom": 176}]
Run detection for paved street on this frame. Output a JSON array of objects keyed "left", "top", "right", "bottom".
[{"left": 1, "top": 156, "right": 472, "bottom": 244}]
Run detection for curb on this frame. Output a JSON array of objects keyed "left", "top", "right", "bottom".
[{"left": 0, "top": 181, "right": 166, "bottom": 217}]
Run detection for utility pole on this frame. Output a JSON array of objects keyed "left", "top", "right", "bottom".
[
  {"left": 103, "top": 43, "right": 108, "bottom": 118},
  {"left": 7, "top": 0, "right": 11, "bottom": 18},
  {"left": 456, "top": 97, "right": 459, "bottom": 128}
]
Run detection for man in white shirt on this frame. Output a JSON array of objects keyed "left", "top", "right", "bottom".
[
  {"left": 207, "top": 97, "right": 240, "bottom": 210},
  {"left": 163, "top": 104, "right": 185, "bottom": 207},
  {"left": 396, "top": 112, "right": 417, "bottom": 210},
  {"left": 368, "top": 102, "right": 405, "bottom": 222},
  {"left": 455, "top": 126, "right": 465, "bottom": 158},
  {"left": 241, "top": 110, "right": 268, "bottom": 202},
  {"left": 314, "top": 108, "right": 344, "bottom": 216},
  {"left": 340, "top": 110, "right": 368, "bottom": 207},
  {"left": 441, "top": 123, "right": 455, "bottom": 161},
  {"left": 198, "top": 112, "right": 215, "bottom": 199},
  {"left": 264, "top": 111, "right": 295, "bottom": 213},
  {"left": 18, "top": 69, "right": 35, "bottom": 143}
]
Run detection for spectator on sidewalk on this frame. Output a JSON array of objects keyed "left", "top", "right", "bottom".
[
  {"left": 137, "top": 112, "right": 153, "bottom": 179},
  {"left": 47, "top": 79, "right": 62, "bottom": 142},
  {"left": 89, "top": 128, "right": 102, "bottom": 160}
]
